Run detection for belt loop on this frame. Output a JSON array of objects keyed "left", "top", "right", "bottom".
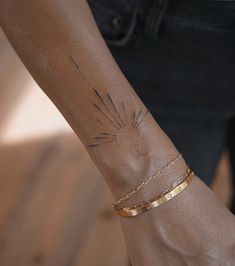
[
  {"left": 106, "top": 0, "right": 142, "bottom": 46},
  {"left": 144, "top": 0, "right": 168, "bottom": 39}
]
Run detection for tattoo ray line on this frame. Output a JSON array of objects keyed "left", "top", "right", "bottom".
[
  {"left": 69, "top": 55, "right": 80, "bottom": 69},
  {"left": 93, "top": 103, "right": 120, "bottom": 130},
  {"left": 100, "top": 132, "right": 117, "bottom": 137},
  {"left": 136, "top": 110, "right": 149, "bottom": 128},
  {"left": 69, "top": 54, "right": 94, "bottom": 88},
  {"left": 121, "top": 102, "right": 129, "bottom": 125},
  {"left": 88, "top": 139, "right": 116, "bottom": 147},
  {"left": 97, "top": 119, "right": 105, "bottom": 125},
  {"left": 93, "top": 88, "right": 123, "bottom": 128},
  {"left": 132, "top": 112, "right": 136, "bottom": 127},
  {"left": 134, "top": 110, "right": 142, "bottom": 128},
  {"left": 107, "top": 93, "right": 125, "bottom": 127},
  {"left": 93, "top": 136, "right": 117, "bottom": 140}
]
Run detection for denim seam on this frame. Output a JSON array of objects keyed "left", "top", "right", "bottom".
[
  {"left": 165, "top": 15, "right": 235, "bottom": 33},
  {"left": 144, "top": 0, "right": 169, "bottom": 39}
]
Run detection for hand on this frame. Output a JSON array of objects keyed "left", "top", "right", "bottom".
[
  {"left": 120, "top": 175, "right": 235, "bottom": 266},
  {"left": 94, "top": 120, "right": 235, "bottom": 265}
]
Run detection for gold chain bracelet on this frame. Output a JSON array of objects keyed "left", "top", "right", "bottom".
[
  {"left": 114, "top": 168, "right": 194, "bottom": 217},
  {"left": 113, "top": 153, "right": 183, "bottom": 206}
]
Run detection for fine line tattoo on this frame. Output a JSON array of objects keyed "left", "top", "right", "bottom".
[
  {"left": 69, "top": 54, "right": 149, "bottom": 148},
  {"left": 89, "top": 89, "right": 149, "bottom": 147}
]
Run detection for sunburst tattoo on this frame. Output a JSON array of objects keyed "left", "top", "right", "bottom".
[{"left": 69, "top": 54, "right": 149, "bottom": 148}]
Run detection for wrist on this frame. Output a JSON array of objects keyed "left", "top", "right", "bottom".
[
  {"left": 87, "top": 110, "right": 186, "bottom": 200},
  {"left": 100, "top": 140, "right": 186, "bottom": 203}
]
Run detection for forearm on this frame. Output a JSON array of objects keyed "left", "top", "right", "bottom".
[{"left": 0, "top": 0, "right": 182, "bottom": 197}]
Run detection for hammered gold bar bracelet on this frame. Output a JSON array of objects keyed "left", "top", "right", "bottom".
[{"left": 114, "top": 169, "right": 194, "bottom": 217}]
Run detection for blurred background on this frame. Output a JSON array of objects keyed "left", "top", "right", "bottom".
[{"left": 0, "top": 27, "right": 233, "bottom": 266}]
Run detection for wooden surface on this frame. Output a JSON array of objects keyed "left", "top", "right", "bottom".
[
  {"left": 0, "top": 133, "right": 233, "bottom": 266},
  {"left": 0, "top": 29, "right": 31, "bottom": 132},
  {"left": 0, "top": 134, "right": 128, "bottom": 266}
]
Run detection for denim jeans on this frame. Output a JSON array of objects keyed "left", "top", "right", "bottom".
[{"left": 87, "top": 0, "right": 235, "bottom": 201}]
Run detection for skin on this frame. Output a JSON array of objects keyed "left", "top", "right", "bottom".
[{"left": 0, "top": 0, "right": 235, "bottom": 265}]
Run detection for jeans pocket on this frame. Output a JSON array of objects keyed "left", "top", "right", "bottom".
[{"left": 88, "top": 0, "right": 139, "bottom": 46}]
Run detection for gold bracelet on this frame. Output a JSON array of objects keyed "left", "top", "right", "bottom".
[
  {"left": 114, "top": 168, "right": 194, "bottom": 217},
  {"left": 160, "top": 168, "right": 192, "bottom": 196},
  {"left": 113, "top": 153, "right": 183, "bottom": 206}
]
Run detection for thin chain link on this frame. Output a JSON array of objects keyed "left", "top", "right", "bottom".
[{"left": 113, "top": 153, "right": 183, "bottom": 206}]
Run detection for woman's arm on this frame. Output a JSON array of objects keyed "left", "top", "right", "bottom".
[
  {"left": 0, "top": 0, "right": 179, "bottom": 198},
  {"left": 0, "top": 0, "right": 234, "bottom": 264}
]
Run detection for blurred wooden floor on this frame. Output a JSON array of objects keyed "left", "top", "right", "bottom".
[
  {"left": 0, "top": 133, "right": 233, "bottom": 266},
  {"left": 0, "top": 134, "right": 128, "bottom": 266}
]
